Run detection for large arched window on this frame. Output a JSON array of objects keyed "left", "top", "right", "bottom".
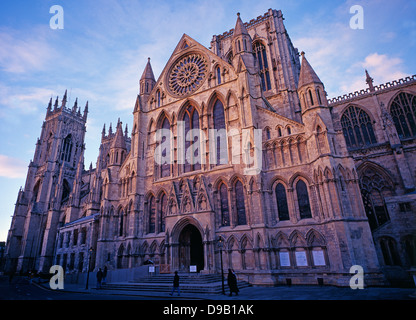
[
  {"left": 61, "top": 179, "right": 71, "bottom": 204},
  {"left": 148, "top": 195, "right": 156, "bottom": 233},
  {"left": 390, "top": 92, "right": 416, "bottom": 139},
  {"left": 219, "top": 183, "right": 230, "bottom": 226},
  {"left": 359, "top": 165, "right": 392, "bottom": 231},
  {"left": 61, "top": 134, "right": 73, "bottom": 162},
  {"left": 235, "top": 180, "right": 247, "bottom": 225},
  {"left": 296, "top": 180, "right": 312, "bottom": 219},
  {"left": 119, "top": 209, "right": 124, "bottom": 236},
  {"left": 275, "top": 183, "right": 290, "bottom": 221},
  {"left": 155, "top": 116, "right": 171, "bottom": 178},
  {"left": 156, "top": 90, "right": 161, "bottom": 108},
  {"left": 341, "top": 106, "right": 377, "bottom": 149},
  {"left": 183, "top": 104, "right": 201, "bottom": 173},
  {"left": 253, "top": 42, "right": 271, "bottom": 91},
  {"left": 216, "top": 66, "right": 222, "bottom": 85},
  {"left": 159, "top": 193, "right": 167, "bottom": 232},
  {"left": 212, "top": 99, "right": 227, "bottom": 166}
]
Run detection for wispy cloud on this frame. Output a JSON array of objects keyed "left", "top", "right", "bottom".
[
  {"left": 0, "top": 27, "right": 55, "bottom": 74},
  {"left": 340, "top": 53, "right": 409, "bottom": 94},
  {"left": 0, "top": 155, "right": 27, "bottom": 179}
]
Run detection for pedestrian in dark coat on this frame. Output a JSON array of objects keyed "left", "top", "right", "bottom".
[
  {"left": 169, "top": 271, "right": 180, "bottom": 296},
  {"left": 96, "top": 268, "right": 103, "bottom": 289},
  {"left": 102, "top": 266, "right": 108, "bottom": 285},
  {"left": 227, "top": 269, "right": 239, "bottom": 296}
]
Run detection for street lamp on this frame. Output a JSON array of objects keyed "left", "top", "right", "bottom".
[
  {"left": 217, "top": 237, "right": 225, "bottom": 295},
  {"left": 85, "top": 247, "right": 94, "bottom": 290}
]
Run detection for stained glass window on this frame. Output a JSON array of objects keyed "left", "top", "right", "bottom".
[
  {"left": 253, "top": 42, "right": 271, "bottom": 91},
  {"left": 183, "top": 105, "right": 200, "bottom": 173},
  {"left": 160, "top": 117, "right": 171, "bottom": 178},
  {"left": 341, "top": 106, "right": 377, "bottom": 149},
  {"left": 148, "top": 196, "right": 155, "bottom": 233},
  {"left": 390, "top": 92, "right": 416, "bottom": 139},
  {"left": 160, "top": 193, "right": 167, "bottom": 232},
  {"left": 296, "top": 180, "right": 312, "bottom": 219},
  {"left": 235, "top": 181, "right": 247, "bottom": 225},
  {"left": 220, "top": 183, "right": 230, "bottom": 226},
  {"left": 213, "top": 99, "right": 227, "bottom": 165},
  {"left": 359, "top": 166, "right": 392, "bottom": 231},
  {"left": 275, "top": 183, "right": 289, "bottom": 221}
]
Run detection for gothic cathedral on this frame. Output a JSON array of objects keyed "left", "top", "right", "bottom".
[{"left": 5, "top": 9, "right": 416, "bottom": 287}]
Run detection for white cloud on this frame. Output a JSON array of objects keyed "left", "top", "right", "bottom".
[
  {"left": 0, "top": 27, "right": 54, "bottom": 74},
  {"left": 0, "top": 155, "right": 27, "bottom": 179},
  {"left": 362, "top": 53, "right": 407, "bottom": 83},
  {"left": 340, "top": 53, "right": 409, "bottom": 94}
]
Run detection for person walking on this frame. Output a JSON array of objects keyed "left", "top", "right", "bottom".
[
  {"left": 169, "top": 271, "right": 180, "bottom": 296},
  {"left": 227, "top": 269, "right": 239, "bottom": 296},
  {"left": 96, "top": 268, "right": 103, "bottom": 289},
  {"left": 102, "top": 266, "right": 108, "bottom": 285}
]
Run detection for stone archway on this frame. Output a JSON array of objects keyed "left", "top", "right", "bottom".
[
  {"left": 178, "top": 224, "right": 204, "bottom": 272},
  {"left": 170, "top": 217, "right": 206, "bottom": 272}
]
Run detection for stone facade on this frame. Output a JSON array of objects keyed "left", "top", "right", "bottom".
[{"left": 5, "top": 9, "right": 416, "bottom": 287}]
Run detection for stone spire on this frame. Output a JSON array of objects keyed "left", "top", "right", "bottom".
[
  {"left": 111, "top": 121, "right": 126, "bottom": 150},
  {"left": 233, "top": 12, "right": 249, "bottom": 37},
  {"left": 72, "top": 98, "right": 78, "bottom": 113},
  {"left": 140, "top": 57, "right": 156, "bottom": 82},
  {"left": 83, "top": 101, "right": 88, "bottom": 120},
  {"left": 61, "top": 89, "right": 68, "bottom": 108},
  {"left": 231, "top": 12, "right": 253, "bottom": 55},
  {"left": 366, "top": 69, "right": 375, "bottom": 92},
  {"left": 298, "top": 52, "right": 322, "bottom": 89}
]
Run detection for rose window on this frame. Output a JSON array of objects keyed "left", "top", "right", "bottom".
[{"left": 168, "top": 53, "right": 208, "bottom": 97}]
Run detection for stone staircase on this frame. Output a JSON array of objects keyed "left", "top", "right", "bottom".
[{"left": 103, "top": 273, "right": 251, "bottom": 294}]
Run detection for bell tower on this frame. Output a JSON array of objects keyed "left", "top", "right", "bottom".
[{"left": 6, "top": 90, "right": 88, "bottom": 273}]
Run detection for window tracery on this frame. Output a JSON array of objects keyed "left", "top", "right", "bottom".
[{"left": 341, "top": 106, "right": 377, "bottom": 149}]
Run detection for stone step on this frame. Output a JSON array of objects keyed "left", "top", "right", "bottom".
[
  {"left": 133, "top": 274, "right": 224, "bottom": 284},
  {"left": 104, "top": 273, "right": 251, "bottom": 295}
]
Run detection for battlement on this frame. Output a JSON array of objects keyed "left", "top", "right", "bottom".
[
  {"left": 213, "top": 10, "right": 272, "bottom": 41},
  {"left": 328, "top": 74, "right": 416, "bottom": 106}
]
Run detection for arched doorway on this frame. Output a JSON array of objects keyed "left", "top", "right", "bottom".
[{"left": 178, "top": 224, "right": 204, "bottom": 272}]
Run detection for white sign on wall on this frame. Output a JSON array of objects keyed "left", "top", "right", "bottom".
[
  {"left": 279, "top": 251, "right": 291, "bottom": 267},
  {"left": 295, "top": 251, "right": 308, "bottom": 267},
  {"left": 312, "top": 250, "right": 326, "bottom": 266},
  {"left": 190, "top": 265, "right": 197, "bottom": 273}
]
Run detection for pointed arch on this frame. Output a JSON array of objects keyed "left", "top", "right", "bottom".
[
  {"left": 234, "top": 179, "right": 247, "bottom": 225},
  {"left": 357, "top": 161, "right": 394, "bottom": 230},
  {"left": 289, "top": 230, "right": 307, "bottom": 248},
  {"left": 306, "top": 229, "right": 326, "bottom": 246},
  {"left": 275, "top": 231, "right": 290, "bottom": 248},
  {"left": 219, "top": 181, "right": 230, "bottom": 226},
  {"left": 209, "top": 93, "right": 228, "bottom": 166},
  {"left": 146, "top": 193, "right": 156, "bottom": 233},
  {"left": 159, "top": 191, "right": 168, "bottom": 232},
  {"left": 179, "top": 100, "right": 201, "bottom": 173},
  {"left": 340, "top": 105, "right": 377, "bottom": 149},
  {"left": 295, "top": 179, "right": 312, "bottom": 219},
  {"left": 388, "top": 91, "right": 416, "bottom": 139}
]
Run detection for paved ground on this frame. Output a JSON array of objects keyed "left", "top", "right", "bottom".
[
  {"left": 37, "top": 279, "right": 416, "bottom": 301},
  {"left": 1, "top": 275, "right": 415, "bottom": 301},
  {"left": 1, "top": 276, "right": 415, "bottom": 319}
]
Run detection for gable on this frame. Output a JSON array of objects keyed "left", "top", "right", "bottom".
[{"left": 149, "top": 34, "right": 237, "bottom": 105}]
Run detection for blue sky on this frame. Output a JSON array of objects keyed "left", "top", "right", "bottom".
[{"left": 0, "top": 0, "right": 415, "bottom": 242}]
